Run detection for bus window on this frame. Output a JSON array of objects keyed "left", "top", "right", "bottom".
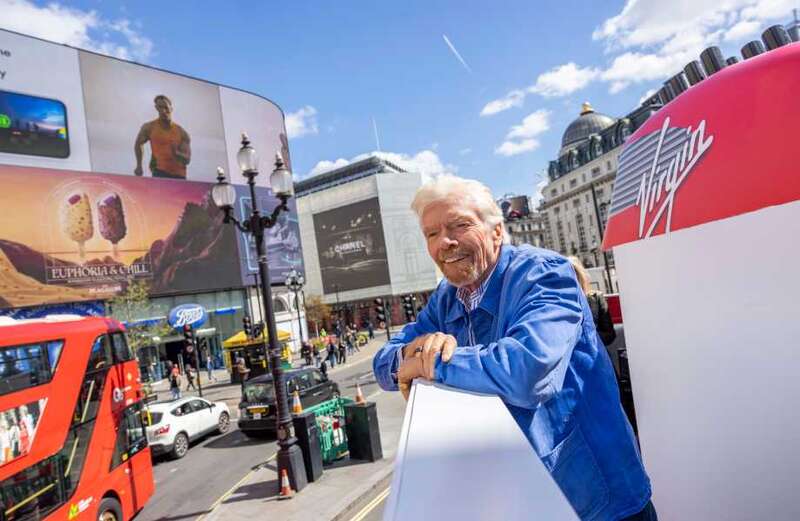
[
  {"left": 111, "top": 403, "right": 147, "bottom": 470},
  {"left": 0, "top": 341, "right": 64, "bottom": 396},
  {"left": 87, "top": 335, "right": 112, "bottom": 370},
  {"left": 110, "top": 333, "right": 133, "bottom": 363},
  {"left": 0, "top": 455, "right": 64, "bottom": 521}
]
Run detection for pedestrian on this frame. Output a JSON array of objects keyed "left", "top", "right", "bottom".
[
  {"left": 169, "top": 369, "right": 182, "bottom": 400},
  {"left": 345, "top": 327, "right": 354, "bottom": 356},
  {"left": 301, "top": 341, "right": 313, "bottom": 366},
  {"left": 313, "top": 344, "right": 322, "bottom": 368},
  {"left": 327, "top": 337, "right": 337, "bottom": 368},
  {"left": 319, "top": 357, "right": 328, "bottom": 378},
  {"left": 320, "top": 327, "right": 327, "bottom": 338},
  {"left": 337, "top": 338, "right": 347, "bottom": 365},
  {"left": 373, "top": 175, "right": 655, "bottom": 521},
  {"left": 185, "top": 364, "right": 197, "bottom": 391},
  {"left": 568, "top": 257, "right": 618, "bottom": 347},
  {"left": 367, "top": 320, "right": 374, "bottom": 340},
  {"left": 205, "top": 353, "right": 217, "bottom": 383},
  {"left": 351, "top": 330, "right": 361, "bottom": 353}
]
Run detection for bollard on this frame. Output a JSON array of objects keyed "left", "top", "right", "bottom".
[
  {"left": 344, "top": 401, "right": 383, "bottom": 462},
  {"left": 292, "top": 411, "right": 324, "bottom": 482}
]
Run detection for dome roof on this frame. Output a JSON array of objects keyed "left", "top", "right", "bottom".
[{"left": 560, "top": 102, "right": 616, "bottom": 154}]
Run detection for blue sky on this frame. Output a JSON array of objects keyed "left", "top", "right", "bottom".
[{"left": 2, "top": 0, "right": 796, "bottom": 201}]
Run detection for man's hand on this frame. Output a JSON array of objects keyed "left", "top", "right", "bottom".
[
  {"left": 134, "top": 165, "right": 143, "bottom": 176},
  {"left": 397, "top": 332, "right": 457, "bottom": 399}
]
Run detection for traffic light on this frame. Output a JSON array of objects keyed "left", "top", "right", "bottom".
[
  {"left": 243, "top": 315, "right": 253, "bottom": 338},
  {"left": 402, "top": 295, "right": 416, "bottom": 322},
  {"left": 374, "top": 298, "right": 386, "bottom": 324},
  {"left": 252, "top": 321, "right": 265, "bottom": 339},
  {"left": 183, "top": 324, "right": 195, "bottom": 353}
]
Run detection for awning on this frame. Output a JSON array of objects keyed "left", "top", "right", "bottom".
[{"left": 222, "top": 329, "right": 291, "bottom": 349}]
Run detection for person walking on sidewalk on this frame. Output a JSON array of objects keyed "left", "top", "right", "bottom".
[
  {"left": 367, "top": 320, "right": 374, "bottom": 340},
  {"left": 373, "top": 175, "right": 655, "bottom": 521},
  {"left": 301, "top": 341, "right": 313, "bottom": 366},
  {"left": 169, "top": 370, "right": 182, "bottom": 400},
  {"left": 327, "top": 338, "right": 337, "bottom": 369},
  {"left": 205, "top": 353, "right": 217, "bottom": 383},
  {"left": 185, "top": 364, "right": 197, "bottom": 392},
  {"left": 337, "top": 337, "right": 347, "bottom": 365}
]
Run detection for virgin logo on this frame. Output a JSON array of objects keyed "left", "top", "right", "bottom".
[{"left": 635, "top": 116, "right": 714, "bottom": 239}]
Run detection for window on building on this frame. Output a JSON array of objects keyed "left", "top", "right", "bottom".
[
  {"left": 599, "top": 202, "right": 609, "bottom": 225},
  {"left": 573, "top": 199, "right": 581, "bottom": 208},
  {"left": 553, "top": 207, "right": 560, "bottom": 215},
  {"left": 592, "top": 167, "right": 601, "bottom": 178},
  {"left": 567, "top": 222, "right": 572, "bottom": 232},
  {"left": 607, "top": 161, "right": 613, "bottom": 171},
  {"left": 550, "top": 188, "right": 558, "bottom": 197},
  {"left": 582, "top": 173, "right": 586, "bottom": 182},
  {"left": 576, "top": 214, "right": 587, "bottom": 252},
  {"left": 585, "top": 194, "right": 590, "bottom": 203},
  {"left": 561, "top": 184, "right": 565, "bottom": 193},
  {"left": 569, "top": 179, "right": 577, "bottom": 188}
]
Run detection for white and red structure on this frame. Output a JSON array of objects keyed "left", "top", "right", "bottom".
[{"left": 603, "top": 29, "right": 800, "bottom": 520}]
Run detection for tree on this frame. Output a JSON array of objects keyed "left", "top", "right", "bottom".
[
  {"left": 109, "top": 279, "right": 172, "bottom": 354},
  {"left": 303, "top": 295, "right": 331, "bottom": 339}
]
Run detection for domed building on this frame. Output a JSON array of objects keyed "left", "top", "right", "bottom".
[
  {"left": 537, "top": 101, "right": 657, "bottom": 291},
  {"left": 559, "top": 102, "right": 616, "bottom": 157}
]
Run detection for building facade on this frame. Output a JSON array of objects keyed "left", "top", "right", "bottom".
[
  {"left": 296, "top": 156, "right": 439, "bottom": 329},
  {"left": 538, "top": 102, "right": 657, "bottom": 291}
]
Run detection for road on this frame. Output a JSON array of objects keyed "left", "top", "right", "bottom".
[{"left": 136, "top": 341, "right": 386, "bottom": 521}]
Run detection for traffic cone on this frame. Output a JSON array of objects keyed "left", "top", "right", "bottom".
[
  {"left": 278, "top": 469, "right": 294, "bottom": 500},
  {"left": 292, "top": 390, "right": 303, "bottom": 414},
  {"left": 355, "top": 382, "right": 366, "bottom": 404}
]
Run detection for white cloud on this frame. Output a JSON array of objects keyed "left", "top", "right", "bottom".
[
  {"left": 506, "top": 110, "right": 550, "bottom": 140},
  {"left": 480, "top": 89, "right": 526, "bottom": 116},
  {"left": 0, "top": 0, "right": 153, "bottom": 61},
  {"left": 305, "top": 149, "right": 457, "bottom": 179},
  {"left": 494, "top": 109, "right": 550, "bottom": 157},
  {"left": 591, "top": 0, "right": 796, "bottom": 93},
  {"left": 495, "top": 140, "right": 540, "bottom": 157},
  {"left": 459, "top": 148, "right": 472, "bottom": 155},
  {"left": 638, "top": 88, "right": 659, "bottom": 104},
  {"left": 285, "top": 106, "right": 319, "bottom": 139},
  {"left": 528, "top": 63, "right": 600, "bottom": 98},
  {"left": 480, "top": 63, "right": 597, "bottom": 116}
]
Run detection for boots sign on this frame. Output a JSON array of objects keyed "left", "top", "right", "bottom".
[{"left": 168, "top": 303, "right": 207, "bottom": 329}]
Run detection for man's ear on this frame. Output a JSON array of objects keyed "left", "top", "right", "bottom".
[{"left": 492, "top": 222, "right": 503, "bottom": 246}]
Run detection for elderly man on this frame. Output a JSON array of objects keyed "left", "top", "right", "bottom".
[{"left": 373, "top": 176, "right": 655, "bottom": 521}]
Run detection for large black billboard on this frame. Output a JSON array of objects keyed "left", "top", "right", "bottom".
[{"left": 313, "top": 198, "right": 390, "bottom": 293}]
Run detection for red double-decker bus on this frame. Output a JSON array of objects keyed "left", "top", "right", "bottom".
[{"left": 0, "top": 315, "right": 154, "bottom": 521}]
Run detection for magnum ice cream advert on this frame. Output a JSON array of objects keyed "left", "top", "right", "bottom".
[
  {"left": 0, "top": 165, "right": 241, "bottom": 309},
  {"left": 313, "top": 197, "right": 390, "bottom": 293}
]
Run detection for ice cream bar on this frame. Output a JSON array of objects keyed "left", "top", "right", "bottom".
[
  {"left": 97, "top": 193, "right": 127, "bottom": 258},
  {"left": 61, "top": 192, "right": 94, "bottom": 259}
]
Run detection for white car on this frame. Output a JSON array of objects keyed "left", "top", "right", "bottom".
[{"left": 145, "top": 397, "right": 231, "bottom": 459}]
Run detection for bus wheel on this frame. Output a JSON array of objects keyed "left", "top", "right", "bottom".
[
  {"left": 97, "top": 497, "right": 122, "bottom": 521},
  {"left": 172, "top": 432, "right": 189, "bottom": 459}
]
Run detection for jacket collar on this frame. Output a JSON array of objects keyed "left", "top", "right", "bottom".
[{"left": 444, "top": 244, "right": 512, "bottom": 323}]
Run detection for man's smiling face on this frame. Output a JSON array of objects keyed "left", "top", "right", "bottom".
[{"left": 421, "top": 196, "right": 502, "bottom": 290}]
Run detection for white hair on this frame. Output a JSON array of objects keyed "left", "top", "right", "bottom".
[{"left": 411, "top": 175, "right": 509, "bottom": 242}]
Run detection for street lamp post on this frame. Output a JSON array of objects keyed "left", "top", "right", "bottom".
[
  {"left": 285, "top": 269, "right": 306, "bottom": 347},
  {"left": 211, "top": 134, "right": 307, "bottom": 493}
]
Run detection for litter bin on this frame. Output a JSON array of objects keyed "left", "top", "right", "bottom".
[
  {"left": 344, "top": 401, "right": 382, "bottom": 462},
  {"left": 293, "top": 411, "right": 324, "bottom": 482}
]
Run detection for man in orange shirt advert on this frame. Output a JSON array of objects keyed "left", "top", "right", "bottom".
[{"left": 134, "top": 94, "right": 192, "bottom": 180}]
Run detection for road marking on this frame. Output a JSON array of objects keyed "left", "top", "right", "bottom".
[
  {"left": 348, "top": 486, "right": 391, "bottom": 521},
  {"left": 170, "top": 468, "right": 178, "bottom": 473},
  {"left": 195, "top": 451, "right": 277, "bottom": 521},
  {"left": 366, "top": 389, "right": 383, "bottom": 401}
]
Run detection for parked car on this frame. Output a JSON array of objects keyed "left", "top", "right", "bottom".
[
  {"left": 238, "top": 367, "right": 339, "bottom": 437},
  {"left": 145, "top": 397, "right": 231, "bottom": 459}
]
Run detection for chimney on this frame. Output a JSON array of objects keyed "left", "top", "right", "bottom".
[
  {"left": 762, "top": 25, "right": 791, "bottom": 50},
  {"left": 683, "top": 61, "right": 707, "bottom": 85},
  {"left": 741, "top": 40, "right": 766, "bottom": 59},
  {"left": 700, "top": 46, "right": 726, "bottom": 75}
]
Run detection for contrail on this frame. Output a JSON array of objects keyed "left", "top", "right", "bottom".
[
  {"left": 442, "top": 34, "right": 472, "bottom": 73},
  {"left": 372, "top": 117, "right": 381, "bottom": 152}
]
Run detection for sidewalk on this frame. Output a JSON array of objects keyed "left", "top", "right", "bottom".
[{"left": 203, "top": 388, "right": 404, "bottom": 521}]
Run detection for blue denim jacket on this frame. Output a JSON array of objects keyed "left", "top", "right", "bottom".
[{"left": 373, "top": 245, "right": 651, "bottom": 520}]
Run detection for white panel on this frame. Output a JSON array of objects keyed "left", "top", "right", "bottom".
[
  {"left": 0, "top": 30, "right": 91, "bottom": 171},
  {"left": 384, "top": 381, "right": 577, "bottom": 521},
  {"left": 613, "top": 199, "right": 800, "bottom": 521},
  {"left": 219, "top": 87, "right": 287, "bottom": 188},
  {"left": 375, "top": 173, "right": 438, "bottom": 295}
]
